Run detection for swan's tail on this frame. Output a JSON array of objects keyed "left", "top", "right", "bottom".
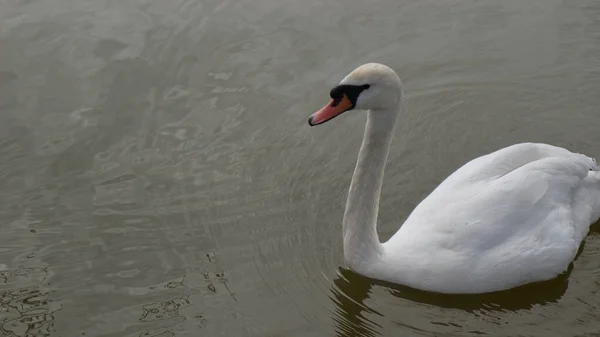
[
  {"left": 589, "top": 171, "right": 600, "bottom": 221},
  {"left": 573, "top": 169, "right": 600, "bottom": 241}
]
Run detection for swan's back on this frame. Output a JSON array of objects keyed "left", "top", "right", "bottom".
[{"left": 440, "top": 142, "right": 595, "bottom": 186}]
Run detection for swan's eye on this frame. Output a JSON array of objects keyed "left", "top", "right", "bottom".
[{"left": 330, "top": 86, "right": 345, "bottom": 100}]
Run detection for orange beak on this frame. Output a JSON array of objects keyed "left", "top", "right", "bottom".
[{"left": 308, "top": 94, "right": 353, "bottom": 126}]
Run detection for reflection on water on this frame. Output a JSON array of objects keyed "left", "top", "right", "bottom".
[
  {"left": 1, "top": 0, "right": 600, "bottom": 336},
  {"left": 0, "top": 267, "right": 57, "bottom": 337}
]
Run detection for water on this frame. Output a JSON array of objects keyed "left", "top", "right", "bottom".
[{"left": 1, "top": 0, "right": 600, "bottom": 336}]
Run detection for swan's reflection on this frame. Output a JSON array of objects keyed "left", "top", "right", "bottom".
[
  {"left": 329, "top": 262, "right": 571, "bottom": 336},
  {"left": 330, "top": 267, "right": 382, "bottom": 337}
]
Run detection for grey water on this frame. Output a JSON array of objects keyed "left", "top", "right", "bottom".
[{"left": 1, "top": 0, "right": 600, "bottom": 336}]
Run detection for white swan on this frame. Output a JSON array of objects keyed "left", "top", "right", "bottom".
[{"left": 307, "top": 63, "right": 600, "bottom": 294}]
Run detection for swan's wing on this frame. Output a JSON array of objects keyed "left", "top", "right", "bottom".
[
  {"left": 404, "top": 151, "right": 598, "bottom": 241},
  {"left": 401, "top": 142, "right": 597, "bottom": 224}
]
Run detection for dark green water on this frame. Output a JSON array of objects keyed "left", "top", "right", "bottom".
[{"left": 1, "top": 0, "right": 600, "bottom": 336}]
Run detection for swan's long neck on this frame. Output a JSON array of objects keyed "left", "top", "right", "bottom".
[{"left": 342, "top": 107, "right": 398, "bottom": 271}]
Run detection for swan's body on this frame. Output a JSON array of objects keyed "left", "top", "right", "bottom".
[{"left": 308, "top": 63, "right": 600, "bottom": 294}]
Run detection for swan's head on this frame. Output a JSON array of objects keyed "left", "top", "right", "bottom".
[{"left": 308, "top": 63, "right": 402, "bottom": 126}]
